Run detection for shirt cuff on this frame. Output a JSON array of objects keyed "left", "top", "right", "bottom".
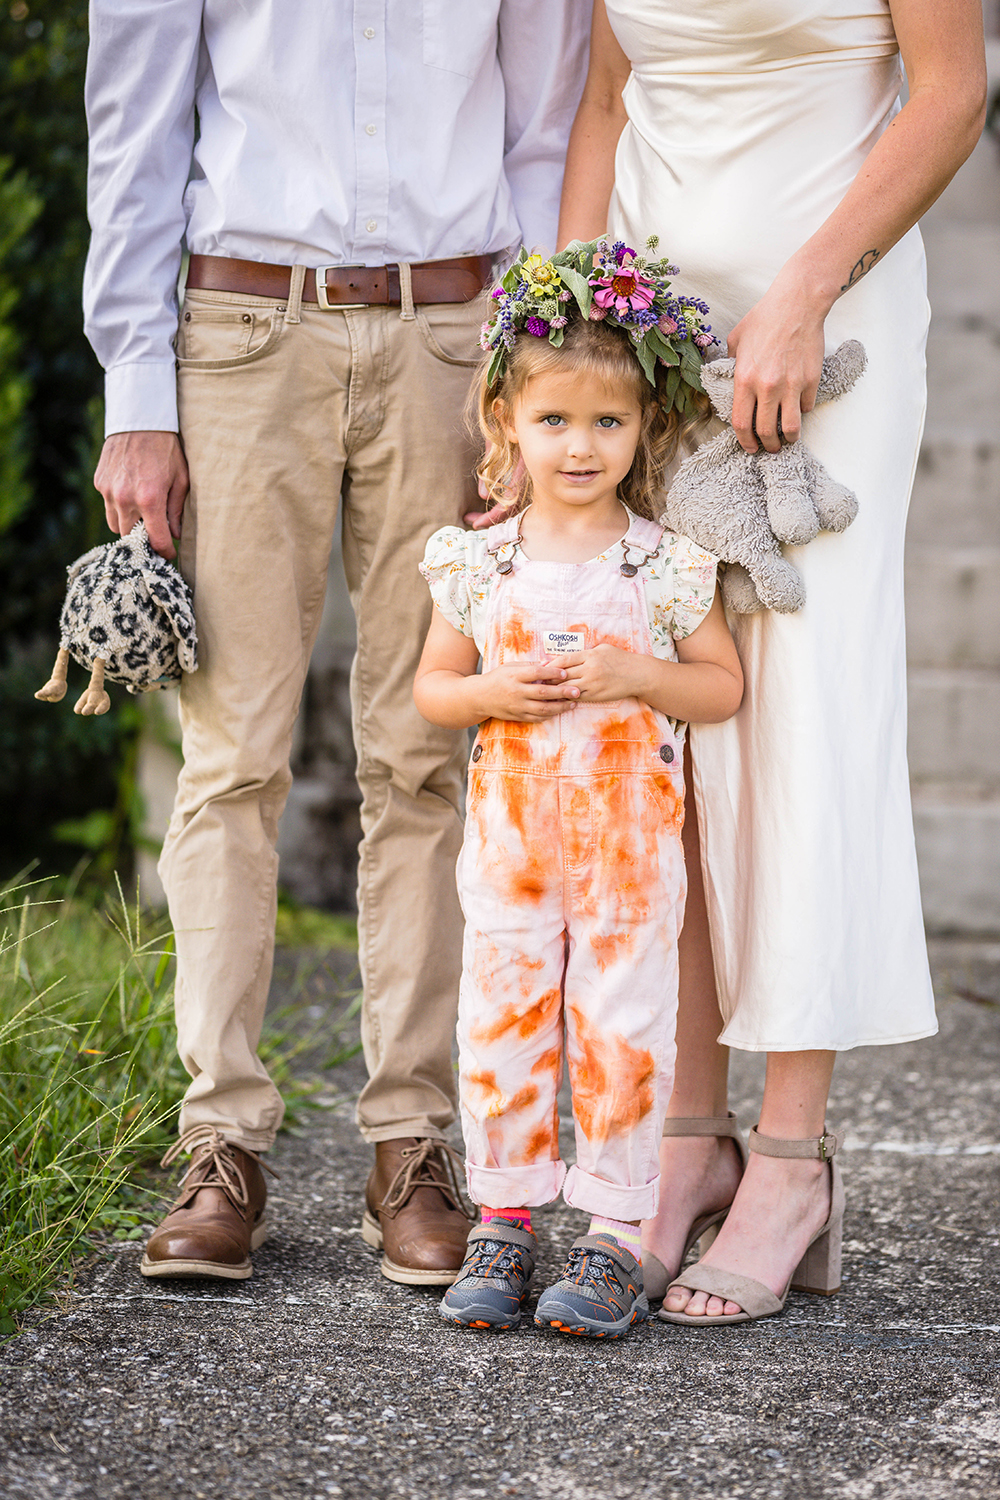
[{"left": 104, "top": 362, "right": 179, "bottom": 437}]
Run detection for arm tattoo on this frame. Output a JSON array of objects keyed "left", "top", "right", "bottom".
[{"left": 841, "top": 249, "right": 880, "bottom": 291}]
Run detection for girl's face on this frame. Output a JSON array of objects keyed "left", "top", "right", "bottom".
[{"left": 502, "top": 367, "right": 643, "bottom": 516}]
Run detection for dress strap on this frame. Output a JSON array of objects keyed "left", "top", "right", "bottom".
[
  {"left": 619, "top": 514, "right": 664, "bottom": 577},
  {"left": 485, "top": 516, "right": 522, "bottom": 575}
]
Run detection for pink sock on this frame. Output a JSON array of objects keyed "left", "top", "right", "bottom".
[
  {"left": 481, "top": 1206, "right": 532, "bottom": 1232},
  {"left": 589, "top": 1215, "right": 641, "bottom": 1260}
]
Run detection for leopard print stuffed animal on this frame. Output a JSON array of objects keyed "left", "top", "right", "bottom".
[{"left": 35, "top": 523, "right": 197, "bottom": 716}]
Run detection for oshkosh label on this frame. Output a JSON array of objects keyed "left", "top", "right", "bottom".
[{"left": 541, "top": 630, "right": 585, "bottom": 655}]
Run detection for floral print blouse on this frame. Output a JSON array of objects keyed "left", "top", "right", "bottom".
[{"left": 419, "top": 509, "right": 718, "bottom": 662}]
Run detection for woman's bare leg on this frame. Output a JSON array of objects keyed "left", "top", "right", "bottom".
[
  {"left": 663, "top": 1049, "right": 836, "bottom": 1317},
  {"left": 641, "top": 745, "right": 743, "bottom": 1277}
]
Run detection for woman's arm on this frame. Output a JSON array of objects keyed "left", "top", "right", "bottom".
[
  {"left": 729, "top": 0, "right": 987, "bottom": 454},
  {"left": 556, "top": 0, "right": 631, "bottom": 248},
  {"left": 413, "top": 608, "right": 580, "bottom": 729},
  {"left": 561, "top": 593, "right": 744, "bottom": 724}
]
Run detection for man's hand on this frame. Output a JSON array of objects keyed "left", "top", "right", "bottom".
[
  {"left": 476, "top": 659, "right": 579, "bottom": 723},
  {"left": 561, "top": 645, "right": 639, "bottom": 702},
  {"left": 94, "top": 430, "right": 189, "bottom": 560}
]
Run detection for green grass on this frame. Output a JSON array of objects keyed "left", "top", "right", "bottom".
[{"left": 0, "top": 876, "right": 361, "bottom": 1337}]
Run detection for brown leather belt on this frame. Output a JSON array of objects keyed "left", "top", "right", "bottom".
[{"left": 186, "top": 253, "right": 493, "bottom": 308}]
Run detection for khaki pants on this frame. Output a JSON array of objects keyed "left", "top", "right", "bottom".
[{"left": 159, "top": 271, "right": 481, "bottom": 1151}]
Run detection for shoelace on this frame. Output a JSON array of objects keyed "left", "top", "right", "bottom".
[
  {"left": 564, "top": 1246, "right": 623, "bottom": 1294},
  {"left": 160, "top": 1125, "right": 277, "bottom": 1214},
  {"left": 378, "top": 1139, "right": 475, "bottom": 1221},
  {"left": 464, "top": 1239, "right": 530, "bottom": 1281}
]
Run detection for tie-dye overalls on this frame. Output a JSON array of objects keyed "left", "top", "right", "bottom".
[{"left": 457, "top": 513, "right": 687, "bottom": 1222}]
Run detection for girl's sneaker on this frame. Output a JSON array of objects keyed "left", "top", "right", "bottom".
[
  {"left": 534, "top": 1233, "right": 648, "bottom": 1339},
  {"left": 438, "top": 1219, "right": 537, "bottom": 1330}
]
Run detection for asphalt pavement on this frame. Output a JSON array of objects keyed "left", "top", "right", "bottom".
[{"left": 2, "top": 937, "right": 999, "bottom": 1500}]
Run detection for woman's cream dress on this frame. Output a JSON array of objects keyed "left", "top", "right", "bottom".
[{"left": 607, "top": 0, "right": 937, "bottom": 1049}]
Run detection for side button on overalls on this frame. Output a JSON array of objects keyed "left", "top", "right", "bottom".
[{"left": 456, "top": 513, "right": 687, "bottom": 1221}]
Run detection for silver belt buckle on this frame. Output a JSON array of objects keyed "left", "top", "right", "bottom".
[{"left": 315, "top": 263, "right": 368, "bottom": 311}]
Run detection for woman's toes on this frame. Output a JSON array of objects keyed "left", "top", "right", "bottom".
[{"left": 663, "top": 1283, "right": 693, "bottom": 1313}]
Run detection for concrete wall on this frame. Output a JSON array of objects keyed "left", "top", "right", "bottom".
[
  {"left": 907, "top": 34, "right": 1000, "bottom": 933},
  {"left": 138, "top": 47, "right": 1000, "bottom": 932}
]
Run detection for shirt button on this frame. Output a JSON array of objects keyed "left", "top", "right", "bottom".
[
  {"left": 366, "top": 219, "right": 377, "bottom": 232},
  {"left": 363, "top": 26, "right": 375, "bottom": 38},
  {"left": 658, "top": 744, "right": 674, "bottom": 764},
  {"left": 365, "top": 123, "right": 377, "bottom": 136},
  {"left": 471, "top": 744, "right": 483, "bottom": 763}
]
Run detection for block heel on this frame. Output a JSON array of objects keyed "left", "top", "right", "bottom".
[{"left": 659, "top": 1126, "right": 845, "bottom": 1326}]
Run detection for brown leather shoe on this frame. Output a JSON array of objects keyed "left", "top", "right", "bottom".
[
  {"left": 140, "top": 1126, "right": 274, "bottom": 1280},
  {"left": 362, "top": 1138, "right": 475, "bottom": 1286}
]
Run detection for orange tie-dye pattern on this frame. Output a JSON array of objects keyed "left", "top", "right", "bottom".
[{"left": 455, "top": 516, "right": 688, "bottom": 1220}]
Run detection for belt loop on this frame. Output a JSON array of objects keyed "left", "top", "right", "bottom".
[
  {"left": 398, "top": 262, "right": 416, "bottom": 322},
  {"left": 286, "top": 264, "right": 307, "bottom": 324}
]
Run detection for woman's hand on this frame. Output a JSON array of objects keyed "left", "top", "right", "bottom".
[{"left": 726, "top": 271, "right": 829, "bottom": 455}]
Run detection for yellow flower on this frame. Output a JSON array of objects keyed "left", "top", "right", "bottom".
[{"left": 522, "top": 254, "right": 563, "bottom": 300}]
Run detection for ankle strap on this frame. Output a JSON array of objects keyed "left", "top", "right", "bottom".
[
  {"left": 748, "top": 1127, "right": 841, "bottom": 1161},
  {"left": 662, "top": 1112, "right": 742, "bottom": 1140}
]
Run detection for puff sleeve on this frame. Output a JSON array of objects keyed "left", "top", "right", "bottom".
[
  {"left": 419, "top": 527, "right": 478, "bottom": 639},
  {"left": 668, "top": 533, "right": 719, "bottom": 639}
]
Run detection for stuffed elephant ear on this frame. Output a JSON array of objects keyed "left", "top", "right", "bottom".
[
  {"left": 698, "top": 357, "right": 737, "bottom": 424},
  {"left": 814, "top": 339, "right": 867, "bottom": 405}
]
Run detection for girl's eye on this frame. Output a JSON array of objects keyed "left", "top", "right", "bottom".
[
  {"left": 597, "top": 416, "right": 620, "bottom": 429},
  {"left": 541, "top": 414, "right": 565, "bottom": 427}
]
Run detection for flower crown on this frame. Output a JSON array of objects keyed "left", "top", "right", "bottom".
[{"left": 480, "top": 236, "right": 717, "bottom": 418}]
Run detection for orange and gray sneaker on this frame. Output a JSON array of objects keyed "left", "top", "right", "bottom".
[
  {"left": 439, "top": 1218, "right": 537, "bottom": 1330},
  {"left": 534, "top": 1233, "right": 648, "bottom": 1339}
]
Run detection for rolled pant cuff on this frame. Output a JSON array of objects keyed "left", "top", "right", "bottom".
[
  {"left": 466, "top": 1160, "right": 567, "bottom": 1208},
  {"left": 359, "top": 1122, "right": 451, "bottom": 1146},
  {"left": 563, "top": 1165, "right": 660, "bottom": 1221}
]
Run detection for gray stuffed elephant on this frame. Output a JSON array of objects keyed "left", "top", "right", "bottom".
[{"left": 660, "top": 339, "right": 867, "bottom": 613}]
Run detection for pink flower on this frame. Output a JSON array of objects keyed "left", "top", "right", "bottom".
[
  {"left": 658, "top": 314, "right": 678, "bottom": 335},
  {"left": 550, "top": 315, "right": 568, "bottom": 328},
  {"left": 588, "top": 305, "right": 608, "bottom": 321},
  {"left": 591, "top": 266, "right": 656, "bottom": 316},
  {"left": 694, "top": 330, "right": 715, "bottom": 350}
]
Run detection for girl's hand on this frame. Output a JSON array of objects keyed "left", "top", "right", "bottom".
[
  {"left": 726, "top": 269, "right": 829, "bottom": 454},
  {"left": 477, "top": 659, "right": 580, "bottom": 722},
  {"left": 560, "top": 644, "right": 639, "bottom": 702}
]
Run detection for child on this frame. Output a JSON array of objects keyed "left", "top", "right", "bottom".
[{"left": 414, "top": 240, "right": 743, "bottom": 1339}]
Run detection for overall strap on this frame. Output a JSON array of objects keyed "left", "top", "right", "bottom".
[
  {"left": 485, "top": 516, "right": 522, "bottom": 575},
  {"left": 619, "top": 514, "right": 664, "bottom": 577}
]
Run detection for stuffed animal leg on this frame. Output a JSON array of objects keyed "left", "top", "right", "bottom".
[
  {"left": 74, "top": 659, "right": 112, "bottom": 716},
  {"left": 35, "top": 647, "right": 70, "bottom": 703}
]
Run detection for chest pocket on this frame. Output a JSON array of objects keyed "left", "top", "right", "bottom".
[{"left": 422, "top": 1, "right": 497, "bottom": 79}]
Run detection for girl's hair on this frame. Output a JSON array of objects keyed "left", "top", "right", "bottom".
[{"left": 474, "top": 314, "right": 710, "bottom": 522}]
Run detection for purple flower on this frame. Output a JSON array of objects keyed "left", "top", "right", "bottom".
[
  {"left": 525, "top": 316, "right": 549, "bottom": 337},
  {"left": 491, "top": 286, "right": 504, "bottom": 299}
]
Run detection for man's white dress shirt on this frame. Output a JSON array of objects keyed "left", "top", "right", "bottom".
[{"left": 84, "top": 0, "right": 590, "bottom": 436}]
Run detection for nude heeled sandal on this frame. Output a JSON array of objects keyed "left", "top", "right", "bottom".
[
  {"left": 658, "top": 1126, "right": 844, "bottom": 1326},
  {"left": 642, "top": 1113, "right": 749, "bottom": 1303}
]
